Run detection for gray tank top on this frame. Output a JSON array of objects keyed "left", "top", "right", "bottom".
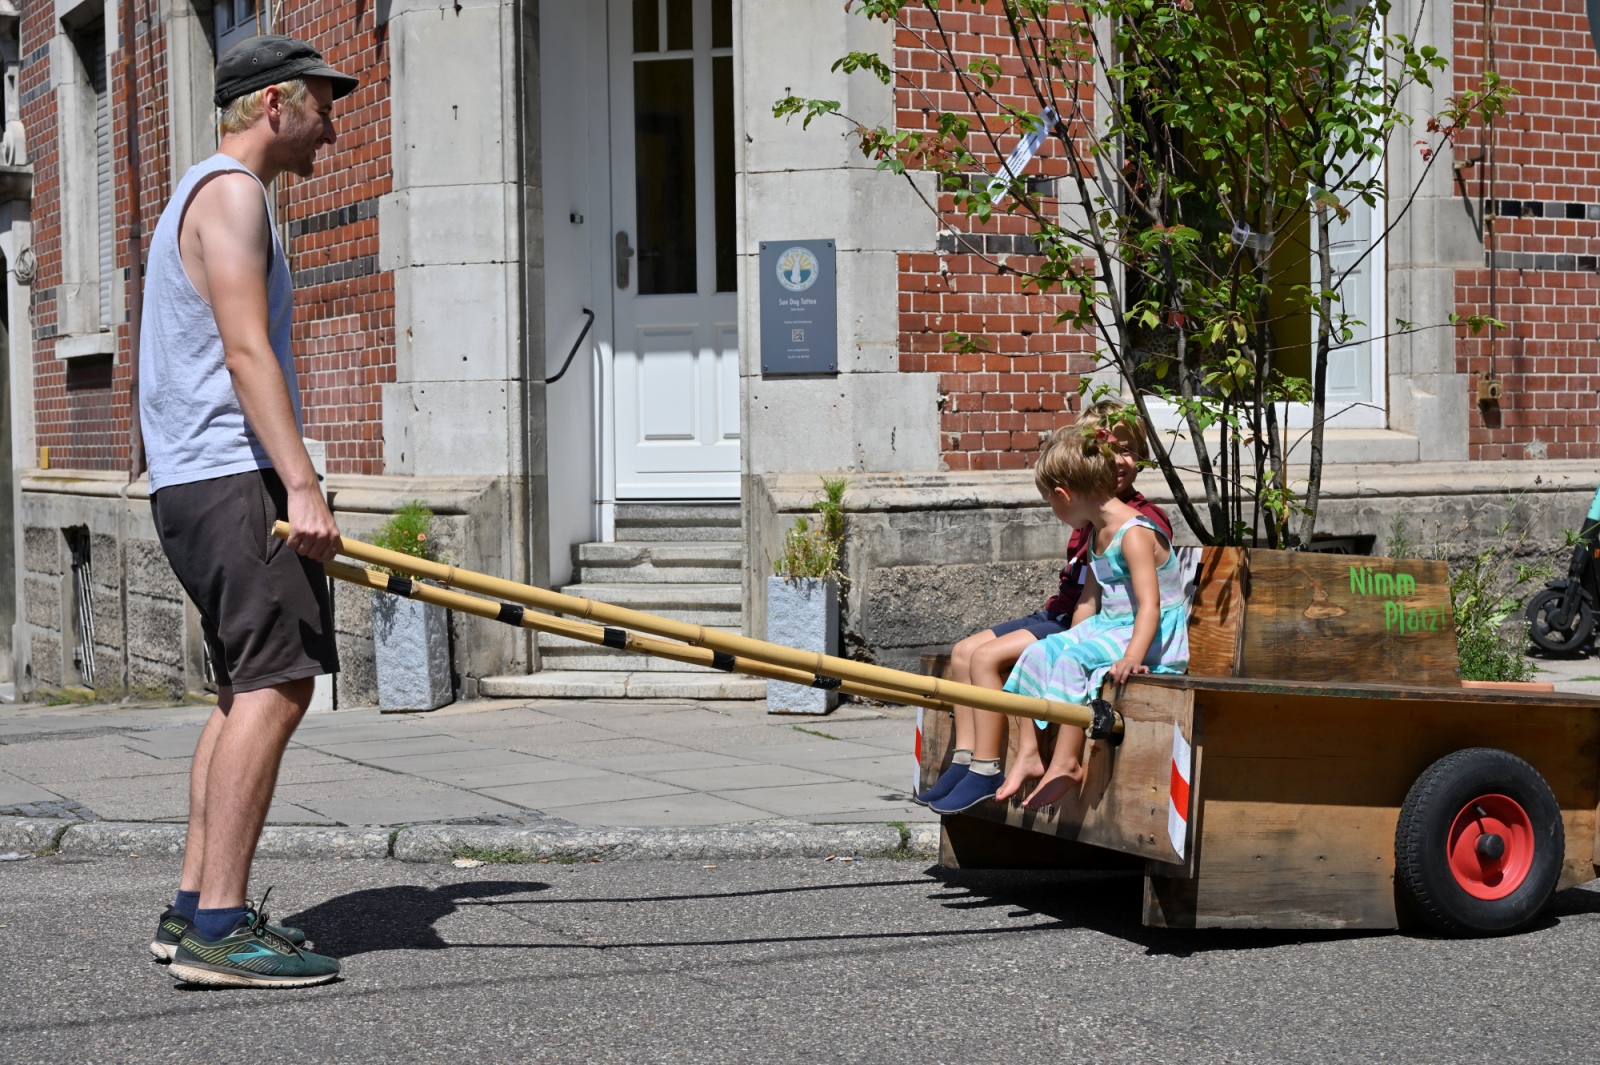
[{"left": 139, "top": 153, "right": 299, "bottom": 492}]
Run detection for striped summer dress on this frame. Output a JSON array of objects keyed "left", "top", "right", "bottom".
[{"left": 1003, "top": 515, "right": 1191, "bottom": 711}]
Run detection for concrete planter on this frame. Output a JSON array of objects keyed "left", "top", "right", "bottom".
[
  {"left": 765, "top": 576, "right": 839, "bottom": 714},
  {"left": 372, "top": 594, "right": 453, "bottom": 712}
]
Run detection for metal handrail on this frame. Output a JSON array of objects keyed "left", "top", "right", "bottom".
[{"left": 545, "top": 307, "right": 595, "bottom": 384}]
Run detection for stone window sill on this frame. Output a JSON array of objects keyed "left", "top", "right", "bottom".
[{"left": 55, "top": 333, "right": 116, "bottom": 361}]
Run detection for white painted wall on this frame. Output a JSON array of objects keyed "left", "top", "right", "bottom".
[{"left": 537, "top": 0, "right": 608, "bottom": 587}]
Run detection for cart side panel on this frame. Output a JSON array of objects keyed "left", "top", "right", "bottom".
[
  {"left": 1186, "top": 547, "right": 1249, "bottom": 678},
  {"left": 921, "top": 682, "right": 1195, "bottom": 865},
  {"left": 1240, "top": 551, "right": 1460, "bottom": 687},
  {"left": 1146, "top": 688, "right": 1600, "bottom": 929}
]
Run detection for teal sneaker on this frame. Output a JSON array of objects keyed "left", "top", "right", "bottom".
[
  {"left": 168, "top": 892, "right": 339, "bottom": 988},
  {"left": 149, "top": 902, "right": 307, "bottom": 962}
]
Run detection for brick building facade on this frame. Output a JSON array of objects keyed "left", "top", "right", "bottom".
[
  {"left": 1451, "top": 0, "right": 1600, "bottom": 461},
  {"left": 892, "top": 5, "right": 1090, "bottom": 472},
  {"left": 17, "top": 0, "right": 392, "bottom": 473},
  {"left": 4, "top": 0, "right": 1596, "bottom": 702}
]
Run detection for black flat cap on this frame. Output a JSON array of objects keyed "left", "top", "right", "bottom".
[{"left": 214, "top": 35, "right": 359, "bottom": 108}]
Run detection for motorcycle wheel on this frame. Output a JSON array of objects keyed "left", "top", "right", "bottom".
[{"left": 1525, "top": 586, "right": 1594, "bottom": 654}]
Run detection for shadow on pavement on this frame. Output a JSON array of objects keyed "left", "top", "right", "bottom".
[
  {"left": 286, "top": 880, "right": 549, "bottom": 957},
  {"left": 925, "top": 867, "right": 1392, "bottom": 956}
]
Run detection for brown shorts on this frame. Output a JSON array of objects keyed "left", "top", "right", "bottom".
[{"left": 151, "top": 467, "right": 339, "bottom": 692}]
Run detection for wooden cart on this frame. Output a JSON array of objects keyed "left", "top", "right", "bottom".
[{"left": 920, "top": 548, "right": 1600, "bottom": 934}]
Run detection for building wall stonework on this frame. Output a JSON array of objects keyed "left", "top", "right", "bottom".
[
  {"left": 13, "top": 471, "right": 515, "bottom": 703},
  {"left": 752, "top": 463, "right": 1595, "bottom": 672}
]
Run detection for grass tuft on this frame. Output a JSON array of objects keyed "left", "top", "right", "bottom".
[{"left": 452, "top": 845, "right": 536, "bottom": 864}]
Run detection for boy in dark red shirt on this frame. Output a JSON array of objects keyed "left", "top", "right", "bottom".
[{"left": 916, "top": 401, "right": 1172, "bottom": 810}]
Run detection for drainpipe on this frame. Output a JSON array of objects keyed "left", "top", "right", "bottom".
[{"left": 122, "top": 0, "right": 145, "bottom": 482}]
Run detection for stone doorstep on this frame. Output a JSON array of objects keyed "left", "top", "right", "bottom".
[
  {"left": 535, "top": 629, "right": 746, "bottom": 673},
  {"left": 479, "top": 671, "right": 767, "bottom": 700},
  {"left": 559, "top": 582, "right": 744, "bottom": 609},
  {"left": 0, "top": 817, "right": 938, "bottom": 863},
  {"left": 614, "top": 503, "right": 742, "bottom": 542},
  {"left": 577, "top": 542, "right": 744, "bottom": 565}
]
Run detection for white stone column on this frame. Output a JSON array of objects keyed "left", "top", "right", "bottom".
[
  {"left": 1386, "top": 0, "right": 1473, "bottom": 460},
  {"left": 736, "top": 0, "right": 941, "bottom": 634}
]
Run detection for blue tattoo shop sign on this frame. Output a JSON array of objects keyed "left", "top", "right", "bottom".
[{"left": 759, "top": 239, "right": 837, "bottom": 375}]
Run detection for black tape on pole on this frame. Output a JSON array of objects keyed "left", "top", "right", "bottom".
[
  {"left": 810, "top": 676, "right": 842, "bottom": 690},
  {"left": 386, "top": 575, "right": 414, "bottom": 598},
  {"left": 1087, "top": 698, "right": 1123, "bottom": 746},
  {"left": 711, "top": 651, "right": 736, "bottom": 672},
  {"left": 496, "top": 602, "right": 525, "bottom": 627},
  {"left": 602, "top": 627, "right": 628, "bottom": 649}
]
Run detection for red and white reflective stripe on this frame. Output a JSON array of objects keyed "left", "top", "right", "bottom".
[
  {"left": 913, "top": 708, "right": 924, "bottom": 794},
  {"left": 1168, "top": 725, "right": 1193, "bottom": 859}
]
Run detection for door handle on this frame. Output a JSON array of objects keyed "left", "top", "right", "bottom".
[{"left": 615, "top": 231, "right": 634, "bottom": 289}]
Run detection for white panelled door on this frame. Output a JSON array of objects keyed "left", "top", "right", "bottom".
[
  {"left": 1323, "top": 158, "right": 1384, "bottom": 410},
  {"left": 608, "top": 0, "right": 739, "bottom": 499}
]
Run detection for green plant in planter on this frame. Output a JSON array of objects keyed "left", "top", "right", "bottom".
[
  {"left": 775, "top": 477, "right": 849, "bottom": 582},
  {"left": 1387, "top": 505, "right": 1568, "bottom": 683},
  {"left": 372, "top": 501, "right": 435, "bottom": 571}
]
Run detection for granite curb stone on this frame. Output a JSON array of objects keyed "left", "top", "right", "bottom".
[
  {"left": 59, "top": 821, "right": 188, "bottom": 858},
  {"left": 0, "top": 818, "right": 940, "bottom": 862},
  {"left": 257, "top": 826, "right": 392, "bottom": 859},
  {"left": 0, "top": 817, "right": 74, "bottom": 855},
  {"left": 394, "top": 822, "right": 932, "bottom": 862}
]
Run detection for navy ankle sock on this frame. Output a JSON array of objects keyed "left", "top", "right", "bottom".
[
  {"left": 174, "top": 890, "right": 201, "bottom": 921},
  {"left": 194, "top": 906, "right": 248, "bottom": 941}
]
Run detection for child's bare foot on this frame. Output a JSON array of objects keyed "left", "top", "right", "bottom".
[
  {"left": 995, "top": 746, "right": 1045, "bottom": 802},
  {"left": 1022, "top": 761, "right": 1084, "bottom": 810}
]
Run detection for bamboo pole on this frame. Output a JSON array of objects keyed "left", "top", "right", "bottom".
[
  {"left": 280, "top": 523, "right": 1117, "bottom": 733},
  {"left": 325, "top": 560, "right": 957, "bottom": 713}
]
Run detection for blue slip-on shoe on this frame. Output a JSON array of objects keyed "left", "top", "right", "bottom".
[
  {"left": 928, "top": 770, "right": 1002, "bottom": 814},
  {"left": 913, "top": 762, "right": 970, "bottom": 807}
]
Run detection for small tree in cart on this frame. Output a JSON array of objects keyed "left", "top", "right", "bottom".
[{"left": 777, "top": 0, "right": 1509, "bottom": 547}]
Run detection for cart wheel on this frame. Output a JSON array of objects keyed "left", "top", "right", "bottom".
[
  {"left": 1395, "top": 748, "right": 1563, "bottom": 937},
  {"left": 1526, "top": 587, "right": 1594, "bottom": 654}
]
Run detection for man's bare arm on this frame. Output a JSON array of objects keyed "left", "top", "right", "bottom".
[{"left": 186, "top": 172, "right": 340, "bottom": 562}]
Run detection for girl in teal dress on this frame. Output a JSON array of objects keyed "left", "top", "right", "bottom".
[{"left": 1003, "top": 432, "right": 1191, "bottom": 809}]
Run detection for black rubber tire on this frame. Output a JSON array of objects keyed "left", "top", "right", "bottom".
[
  {"left": 1526, "top": 587, "right": 1594, "bottom": 655},
  {"left": 1395, "top": 748, "right": 1563, "bottom": 937}
]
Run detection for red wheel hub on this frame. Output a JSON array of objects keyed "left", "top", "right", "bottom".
[{"left": 1447, "top": 793, "right": 1535, "bottom": 900}]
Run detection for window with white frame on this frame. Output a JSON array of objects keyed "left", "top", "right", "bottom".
[{"left": 213, "top": 0, "right": 260, "bottom": 57}]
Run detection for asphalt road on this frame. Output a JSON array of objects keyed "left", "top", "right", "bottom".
[{"left": 3, "top": 855, "right": 1599, "bottom": 1063}]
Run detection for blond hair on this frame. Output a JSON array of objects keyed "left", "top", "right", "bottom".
[
  {"left": 1034, "top": 422, "right": 1119, "bottom": 498},
  {"left": 1081, "top": 398, "right": 1151, "bottom": 462},
  {"left": 218, "top": 79, "right": 309, "bottom": 136}
]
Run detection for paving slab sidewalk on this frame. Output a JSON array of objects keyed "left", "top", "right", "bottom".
[
  {"left": 0, "top": 696, "right": 935, "bottom": 835},
  {"left": 6, "top": 649, "right": 1590, "bottom": 862}
]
